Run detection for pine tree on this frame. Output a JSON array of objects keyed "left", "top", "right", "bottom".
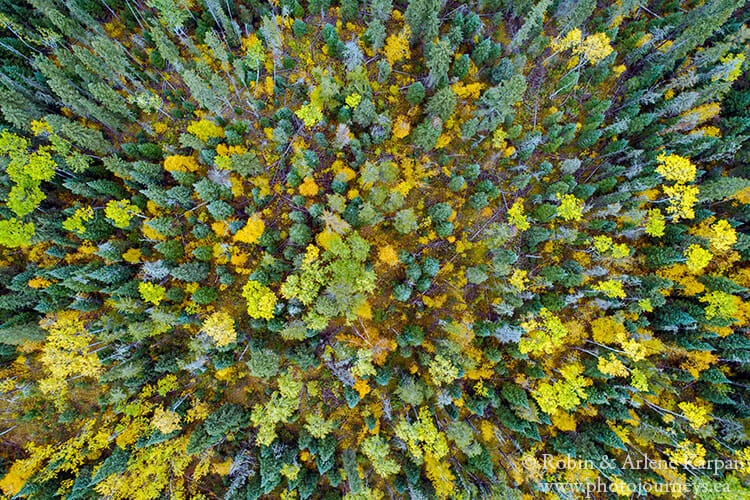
[
  {"left": 405, "top": 0, "right": 441, "bottom": 44},
  {"left": 425, "top": 38, "right": 451, "bottom": 89},
  {"left": 508, "top": 0, "right": 551, "bottom": 53}
]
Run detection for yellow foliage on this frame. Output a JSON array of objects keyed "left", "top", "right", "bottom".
[
  {"left": 645, "top": 208, "right": 666, "bottom": 237},
  {"left": 392, "top": 116, "right": 411, "bottom": 139},
  {"left": 656, "top": 153, "right": 696, "bottom": 183},
  {"left": 425, "top": 454, "right": 456, "bottom": 499},
  {"left": 666, "top": 440, "right": 706, "bottom": 468},
  {"left": 216, "top": 143, "right": 248, "bottom": 157},
  {"left": 590, "top": 317, "right": 627, "bottom": 344},
  {"left": 551, "top": 411, "right": 577, "bottom": 431},
  {"left": 62, "top": 206, "right": 94, "bottom": 235},
  {"left": 201, "top": 311, "right": 237, "bottom": 346},
  {"left": 550, "top": 28, "right": 582, "bottom": 52},
  {"left": 38, "top": 311, "right": 102, "bottom": 397},
  {"left": 451, "top": 82, "right": 483, "bottom": 99},
  {"left": 574, "top": 32, "right": 613, "bottom": 64},
  {"left": 663, "top": 183, "right": 699, "bottom": 221},
  {"left": 356, "top": 300, "right": 372, "bottom": 320},
  {"left": 151, "top": 406, "right": 182, "bottom": 434},
  {"left": 509, "top": 269, "right": 528, "bottom": 290},
  {"left": 678, "top": 401, "right": 711, "bottom": 430},
  {"left": 186, "top": 399, "right": 210, "bottom": 423},
  {"left": 700, "top": 291, "right": 739, "bottom": 320},
  {"left": 141, "top": 223, "right": 165, "bottom": 240},
  {"left": 681, "top": 350, "right": 718, "bottom": 379},
  {"left": 213, "top": 458, "right": 233, "bottom": 476},
  {"left": 597, "top": 354, "right": 629, "bottom": 377},
  {"left": 164, "top": 155, "right": 199, "bottom": 172},
  {"left": 94, "top": 436, "right": 192, "bottom": 499},
  {"left": 316, "top": 229, "right": 339, "bottom": 250},
  {"left": 1, "top": 460, "right": 38, "bottom": 496},
  {"left": 187, "top": 119, "right": 224, "bottom": 142},
  {"left": 242, "top": 280, "right": 277, "bottom": 320},
  {"left": 384, "top": 26, "right": 411, "bottom": 66},
  {"left": 234, "top": 215, "right": 265, "bottom": 244},
  {"left": 27, "top": 276, "right": 51, "bottom": 289},
  {"left": 299, "top": 176, "right": 319, "bottom": 197},
  {"left": 708, "top": 219, "right": 736, "bottom": 253},
  {"left": 303, "top": 244, "right": 320, "bottom": 265},
  {"left": 345, "top": 93, "right": 362, "bottom": 108},
  {"left": 716, "top": 52, "right": 745, "bottom": 82},
  {"left": 139, "top": 281, "right": 166, "bottom": 305},
  {"left": 491, "top": 128, "right": 507, "bottom": 149},
  {"left": 533, "top": 363, "right": 591, "bottom": 415},
  {"left": 519, "top": 308, "right": 568, "bottom": 355},
  {"left": 508, "top": 198, "right": 530, "bottom": 231},
  {"left": 105, "top": 199, "right": 141, "bottom": 229},
  {"left": 685, "top": 244, "right": 712, "bottom": 273},
  {"left": 592, "top": 279, "right": 626, "bottom": 299},
  {"left": 679, "top": 102, "right": 721, "bottom": 126},
  {"left": 354, "top": 378, "right": 371, "bottom": 398},
  {"left": 123, "top": 247, "right": 142, "bottom": 263},
  {"left": 556, "top": 193, "right": 584, "bottom": 221}
]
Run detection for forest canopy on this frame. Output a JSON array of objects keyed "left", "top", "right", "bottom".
[{"left": 0, "top": 0, "right": 749, "bottom": 499}]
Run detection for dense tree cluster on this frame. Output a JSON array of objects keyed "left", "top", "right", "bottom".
[{"left": 0, "top": 0, "right": 749, "bottom": 499}]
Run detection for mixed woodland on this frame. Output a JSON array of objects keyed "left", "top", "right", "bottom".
[{"left": 0, "top": 0, "right": 749, "bottom": 498}]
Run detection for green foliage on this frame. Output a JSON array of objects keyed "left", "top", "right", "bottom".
[
  {"left": 191, "top": 286, "right": 217, "bottom": 304},
  {"left": 411, "top": 118, "right": 442, "bottom": 150},
  {"left": 466, "top": 266, "right": 488, "bottom": 285},
  {"left": 393, "top": 208, "right": 418, "bottom": 234},
  {"left": 404, "top": 0, "right": 441, "bottom": 43},
  {"left": 90, "top": 447, "right": 129, "bottom": 484},
  {"left": 361, "top": 435, "right": 400, "bottom": 477},
  {"left": 0, "top": 218, "right": 35, "bottom": 247},
  {"left": 425, "top": 38, "right": 451, "bottom": 88},
  {"left": 2, "top": 2, "right": 750, "bottom": 500},
  {"left": 154, "top": 240, "right": 184, "bottom": 261},
  {"left": 405, "top": 82, "right": 425, "bottom": 105},
  {"left": 247, "top": 348, "right": 281, "bottom": 379},
  {"left": 392, "top": 283, "right": 412, "bottom": 302}
]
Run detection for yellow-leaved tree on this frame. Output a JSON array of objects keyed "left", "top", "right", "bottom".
[{"left": 38, "top": 311, "right": 103, "bottom": 403}]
